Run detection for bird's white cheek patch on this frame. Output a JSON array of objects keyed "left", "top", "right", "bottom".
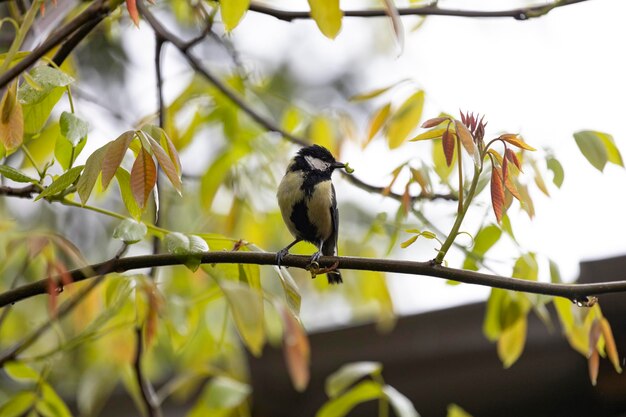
[{"left": 305, "top": 155, "right": 330, "bottom": 171}]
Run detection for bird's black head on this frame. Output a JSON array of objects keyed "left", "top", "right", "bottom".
[{"left": 289, "top": 145, "right": 345, "bottom": 174}]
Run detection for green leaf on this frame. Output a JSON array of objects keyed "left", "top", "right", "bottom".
[
  {"left": 144, "top": 132, "right": 182, "bottom": 194},
  {"left": 35, "top": 165, "right": 84, "bottom": 201},
  {"left": 22, "top": 87, "right": 64, "bottom": 134},
  {"left": 4, "top": 361, "right": 40, "bottom": 382},
  {"left": 188, "top": 376, "right": 251, "bottom": 417},
  {"left": 76, "top": 145, "right": 108, "bottom": 204},
  {"left": 512, "top": 253, "right": 538, "bottom": 281},
  {"left": 308, "top": 0, "right": 343, "bottom": 39},
  {"left": 0, "top": 391, "right": 37, "bottom": 417},
  {"left": 0, "top": 165, "right": 37, "bottom": 183},
  {"left": 462, "top": 225, "right": 502, "bottom": 271},
  {"left": 113, "top": 219, "right": 147, "bottom": 244},
  {"left": 220, "top": 281, "right": 265, "bottom": 357},
  {"left": 483, "top": 288, "right": 506, "bottom": 341},
  {"left": 447, "top": 403, "right": 473, "bottom": 417},
  {"left": 383, "top": 385, "right": 419, "bottom": 417},
  {"left": 141, "top": 125, "right": 181, "bottom": 175},
  {"left": 37, "top": 383, "right": 72, "bottom": 417},
  {"left": 59, "top": 112, "right": 88, "bottom": 145},
  {"left": 101, "top": 131, "right": 135, "bottom": 189},
  {"left": 546, "top": 157, "right": 564, "bottom": 188},
  {"left": 164, "top": 232, "right": 209, "bottom": 271},
  {"left": 55, "top": 134, "right": 86, "bottom": 171},
  {"left": 221, "top": 0, "right": 250, "bottom": 31},
  {"left": 432, "top": 138, "right": 456, "bottom": 181},
  {"left": 596, "top": 131, "right": 624, "bottom": 167},
  {"left": 316, "top": 381, "right": 383, "bottom": 417},
  {"left": 18, "top": 67, "right": 74, "bottom": 105},
  {"left": 325, "top": 361, "right": 382, "bottom": 398},
  {"left": 400, "top": 235, "right": 418, "bottom": 248},
  {"left": 115, "top": 168, "right": 142, "bottom": 220},
  {"left": 497, "top": 316, "right": 527, "bottom": 368},
  {"left": 574, "top": 131, "right": 609, "bottom": 171},
  {"left": 349, "top": 80, "right": 406, "bottom": 101},
  {"left": 549, "top": 259, "right": 562, "bottom": 284},
  {"left": 387, "top": 91, "right": 424, "bottom": 149}
]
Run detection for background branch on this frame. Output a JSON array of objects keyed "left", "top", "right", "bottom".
[
  {"left": 248, "top": 0, "right": 590, "bottom": 21},
  {"left": 0, "top": 251, "right": 620, "bottom": 309},
  {"left": 0, "top": 0, "right": 110, "bottom": 90},
  {"left": 134, "top": 327, "right": 163, "bottom": 417}
]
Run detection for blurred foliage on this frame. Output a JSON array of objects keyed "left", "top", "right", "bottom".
[{"left": 0, "top": 0, "right": 624, "bottom": 416}]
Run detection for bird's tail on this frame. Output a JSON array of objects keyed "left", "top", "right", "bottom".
[
  {"left": 327, "top": 270, "right": 342, "bottom": 285},
  {"left": 322, "top": 239, "right": 342, "bottom": 284}
]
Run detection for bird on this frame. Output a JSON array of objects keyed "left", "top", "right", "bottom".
[{"left": 276, "top": 145, "right": 346, "bottom": 284}]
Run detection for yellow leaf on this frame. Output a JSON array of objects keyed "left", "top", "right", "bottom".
[
  {"left": 409, "top": 127, "right": 446, "bottom": 142},
  {"left": 387, "top": 91, "right": 424, "bottom": 149},
  {"left": 600, "top": 318, "right": 622, "bottom": 373},
  {"left": 308, "top": 0, "right": 343, "bottom": 39},
  {"left": 0, "top": 81, "right": 23, "bottom": 152},
  {"left": 365, "top": 103, "right": 391, "bottom": 147},
  {"left": 309, "top": 116, "right": 335, "bottom": 151},
  {"left": 499, "top": 134, "right": 536, "bottom": 151},
  {"left": 497, "top": 316, "right": 527, "bottom": 368},
  {"left": 221, "top": 0, "right": 250, "bottom": 31}
]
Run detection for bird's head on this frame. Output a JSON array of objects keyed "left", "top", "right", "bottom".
[{"left": 290, "top": 145, "right": 346, "bottom": 175}]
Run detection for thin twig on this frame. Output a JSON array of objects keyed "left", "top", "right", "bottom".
[
  {"left": 0, "top": 0, "right": 111, "bottom": 90},
  {"left": 0, "top": 251, "right": 621, "bottom": 309},
  {"left": 0, "top": 184, "right": 40, "bottom": 198},
  {"left": 133, "top": 326, "right": 163, "bottom": 417},
  {"left": 248, "top": 0, "right": 590, "bottom": 21}
]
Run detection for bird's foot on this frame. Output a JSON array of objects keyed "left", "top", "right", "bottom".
[{"left": 276, "top": 247, "right": 290, "bottom": 268}]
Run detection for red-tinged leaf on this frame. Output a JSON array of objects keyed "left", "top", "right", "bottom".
[
  {"left": 455, "top": 119, "right": 476, "bottom": 157},
  {"left": 422, "top": 117, "right": 448, "bottom": 129},
  {"left": 382, "top": 0, "right": 404, "bottom": 52},
  {"left": 460, "top": 111, "right": 467, "bottom": 125},
  {"left": 410, "top": 167, "right": 429, "bottom": 192},
  {"left": 588, "top": 348, "right": 600, "bottom": 386},
  {"left": 382, "top": 165, "right": 403, "bottom": 196},
  {"left": 490, "top": 167, "right": 504, "bottom": 223},
  {"left": 589, "top": 319, "right": 602, "bottom": 356},
  {"left": 504, "top": 174, "right": 522, "bottom": 201},
  {"left": 0, "top": 81, "right": 23, "bottom": 152},
  {"left": 502, "top": 153, "right": 508, "bottom": 184},
  {"left": 600, "top": 318, "right": 623, "bottom": 373},
  {"left": 102, "top": 131, "right": 134, "bottom": 189},
  {"left": 505, "top": 148, "right": 522, "bottom": 171},
  {"left": 46, "top": 274, "right": 59, "bottom": 318},
  {"left": 146, "top": 134, "right": 182, "bottom": 195},
  {"left": 162, "top": 131, "right": 182, "bottom": 176},
  {"left": 145, "top": 284, "right": 161, "bottom": 347},
  {"left": 282, "top": 308, "right": 310, "bottom": 392},
  {"left": 53, "top": 261, "right": 73, "bottom": 288},
  {"left": 442, "top": 125, "right": 454, "bottom": 167},
  {"left": 500, "top": 134, "right": 536, "bottom": 151},
  {"left": 130, "top": 147, "right": 157, "bottom": 209},
  {"left": 126, "top": 0, "right": 139, "bottom": 27},
  {"left": 402, "top": 182, "right": 411, "bottom": 215}
]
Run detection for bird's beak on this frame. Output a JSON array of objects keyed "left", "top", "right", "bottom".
[{"left": 333, "top": 162, "right": 346, "bottom": 169}]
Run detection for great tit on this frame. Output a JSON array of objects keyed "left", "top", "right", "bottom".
[{"left": 276, "top": 145, "right": 346, "bottom": 284}]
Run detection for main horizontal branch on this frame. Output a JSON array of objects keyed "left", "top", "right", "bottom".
[
  {"left": 249, "top": 0, "right": 590, "bottom": 21},
  {"left": 0, "top": 251, "right": 622, "bottom": 308}
]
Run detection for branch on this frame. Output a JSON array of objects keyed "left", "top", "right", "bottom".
[
  {"left": 0, "top": 0, "right": 110, "bottom": 90},
  {"left": 133, "top": 327, "right": 163, "bottom": 417},
  {"left": 0, "top": 251, "right": 622, "bottom": 309},
  {"left": 248, "top": 0, "right": 590, "bottom": 21},
  {"left": 0, "top": 184, "right": 40, "bottom": 198},
  {"left": 136, "top": 0, "right": 453, "bottom": 203}
]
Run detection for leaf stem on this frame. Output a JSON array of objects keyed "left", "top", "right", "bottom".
[
  {"left": 456, "top": 134, "right": 463, "bottom": 214},
  {"left": 0, "top": 0, "right": 44, "bottom": 73},
  {"left": 20, "top": 144, "right": 43, "bottom": 179},
  {"left": 434, "top": 162, "right": 482, "bottom": 264}
]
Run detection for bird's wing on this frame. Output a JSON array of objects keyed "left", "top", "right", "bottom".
[{"left": 323, "top": 183, "right": 339, "bottom": 256}]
